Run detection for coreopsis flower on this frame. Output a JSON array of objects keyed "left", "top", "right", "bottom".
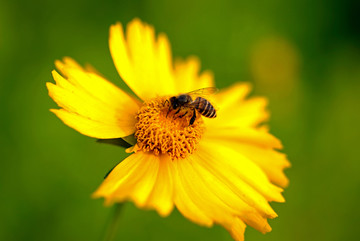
[{"left": 47, "top": 18, "right": 290, "bottom": 241}]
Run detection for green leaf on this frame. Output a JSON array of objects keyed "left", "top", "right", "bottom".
[{"left": 97, "top": 138, "right": 132, "bottom": 148}]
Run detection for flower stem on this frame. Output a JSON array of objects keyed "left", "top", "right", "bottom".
[{"left": 102, "top": 203, "right": 124, "bottom": 241}]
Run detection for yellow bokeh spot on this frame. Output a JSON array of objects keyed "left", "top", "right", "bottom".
[{"left": 251, "top": 36, "right": 301, "bottom": 94}]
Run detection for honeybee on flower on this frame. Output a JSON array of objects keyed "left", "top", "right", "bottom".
[
  {"left": 166, "top": 87, "right": 218, "bottom": 126},
  {"left": 47, "top": 18, "right": 290, "bottom": 241}
]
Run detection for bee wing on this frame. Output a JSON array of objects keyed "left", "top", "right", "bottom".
[{"left": 185, "top": 87, "right": 218, "bottom": 98}]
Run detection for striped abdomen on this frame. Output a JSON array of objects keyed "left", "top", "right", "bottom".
[{"left": 194, "top": 97, "right": 217, "bottom": 118}]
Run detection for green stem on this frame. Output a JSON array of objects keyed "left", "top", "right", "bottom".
[{"left": 102, "top": 203, "right": 125, "bottom": 241}]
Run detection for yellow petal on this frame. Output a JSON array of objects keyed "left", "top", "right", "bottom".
[
  {"left": 171, "top": 158, "right": 214, "bottom": 227},
  {"left": 226, "top": 218, "right": 246, "bottom": 241},
  {"left": 233, "top": 97, "right": 269, "bottom": 127},
  {"left": 204, "top": 126, "right": 290, "bottom": 188},
  {"left": 173, "top": 56, "right": 215, "bottom": 93},
  {"left": 109, "top": 23, "right": 134, "bottom": 91},
  {"left": 110, "top": 19, "right": 214, "bottom": 98},
  {"left": 195, "top": 141, "right": 282, "bottom": 218},
  {"left": 93, "top": 152, "right": 160, "bottom": 207},
  {"left": 205, "top": 126, "right": 283, "bottom": 149},
  {"left": 110, "top": 19, "right": 176, "bottom": 100},
  {"left": 208, "top": 82, "right": 269, "bottom": 128},
  {"left": 144, "top": 155, "right": 175, "bottom": 217},
  {"left": 50, "top": 109, "right": 135, "bottom": 139},
  {"left": 55, "top": 57, "right": 83, "bottom": 75},
  {"left": 229, "top": 143, "right": 290, "bottom": 187},
  {"left": 210, "top": 97, "right": 269, "bottom": 128},
  {"left": 171, "top": 148, "right": 273, "bottom": 234},
  {"left": 47, "top": 59, "right": 140, "bottom": 138},
  {"left": 190, "top": 154, "right": 272, "bottom": 232},
  {"left": 55, "top": 60, "right": 140, "bottom": 111},
  {"left": 174, "top": 158, "right": 236, "bottom": 225},
  {"left": 214, "top": 82, "right": 252, "bottom": 109},
  {"left": 204, "top": 81, "right": 290, "bottom": 188}
]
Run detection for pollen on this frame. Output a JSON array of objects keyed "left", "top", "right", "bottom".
[{"left": 134, "top": 97, "right": 205, "bottom": 159}]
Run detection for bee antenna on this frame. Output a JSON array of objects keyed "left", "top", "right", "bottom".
[{"left": 163, "top": 99, "right": 169, "bottom": 107}]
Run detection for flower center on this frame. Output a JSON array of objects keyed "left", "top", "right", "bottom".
[{"left": 134, "top": 97, "right": 205, "bottom": 159}]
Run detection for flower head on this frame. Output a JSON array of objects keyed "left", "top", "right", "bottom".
[{"left": 47, "top": 18, "right": 290, "bottom": 241}]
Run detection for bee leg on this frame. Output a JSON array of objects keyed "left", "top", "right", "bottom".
[
  {"left": 178, "top": 111, "right": 188, "bottom": 118},
  {"left": 172, "top": 107, "right": 182, "bottom": 120},
  {"left": 174, "top": 107, "right": 182, "bottom": 115},
  {"left": 166, "top": 104, "right": 173, "bottom": 118},
  {"left": 190, "top": 109, "right": 197, "bottom": 125},
  {"left": 163, "top": 99, "right": 169, "bottom": 107},
  {"left": 174, "top": 107, "right": 188, "bottom": 120}
]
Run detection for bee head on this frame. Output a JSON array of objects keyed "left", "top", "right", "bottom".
[
  {"left": 169, "top": 95, "right": 189, "bottom": 110},
  {"left": 169, "top": 96, "right": 179, "bottom": 109}
]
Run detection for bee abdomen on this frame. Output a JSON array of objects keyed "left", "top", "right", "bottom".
[{"left": 194, "top": 97, "right": 216, "bottom": 118}]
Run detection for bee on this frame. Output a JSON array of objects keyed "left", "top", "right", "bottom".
[{"left": 167, "top": 87, "right": 218, "bottom": 125}]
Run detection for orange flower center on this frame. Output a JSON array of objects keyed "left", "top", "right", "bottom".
[{"left": 134, "top": 97, "right": 204, "bottom": 159}]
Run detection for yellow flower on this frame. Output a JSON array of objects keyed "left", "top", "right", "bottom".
[{"left": 47, "top": 18, "right": 290, "bottom": 241}]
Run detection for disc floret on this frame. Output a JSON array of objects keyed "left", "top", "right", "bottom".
[{"left": 134, "top": 97, "right": 204, "bottom": 159}]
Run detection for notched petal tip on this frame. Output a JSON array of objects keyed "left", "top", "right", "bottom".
[
  {"left": 46, "top": 81, "right": 54, "bottom": 91},
  {"left": 54, "top": 57, "right": 83, "bottom": 77},
  {"left": 156, "top": 207, "right": 174, "bottom": 218},
  {"left": 279, "top": 175, "right": 290, "bottom": 188},
  {"left": 228, "top": 219, "right": 246, "bottom": 241},
  {"left": 111, "top": 21, "right": 122, "bottom": 28},
  {"left": 273, "top": 139, "right": 283, "bottom": 149},
  {"left": 223, "top": 82, "right": 253, "bottom": 98},
  {"left": 110, "top": 22, "right": 123, "bottom": 38},
  {"left": 50, "top": 70, "right": 60, "bottom": 81},
  {"left": 54, "top": 60, "right": 63, "bottom": 71},
  {"left": 128, "top": 17, "right": 143, "bottom": 26}
]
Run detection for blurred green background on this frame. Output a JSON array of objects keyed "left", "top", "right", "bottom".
[{"left": 1, "top": 0, "right": 359, "bottom": 240}]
